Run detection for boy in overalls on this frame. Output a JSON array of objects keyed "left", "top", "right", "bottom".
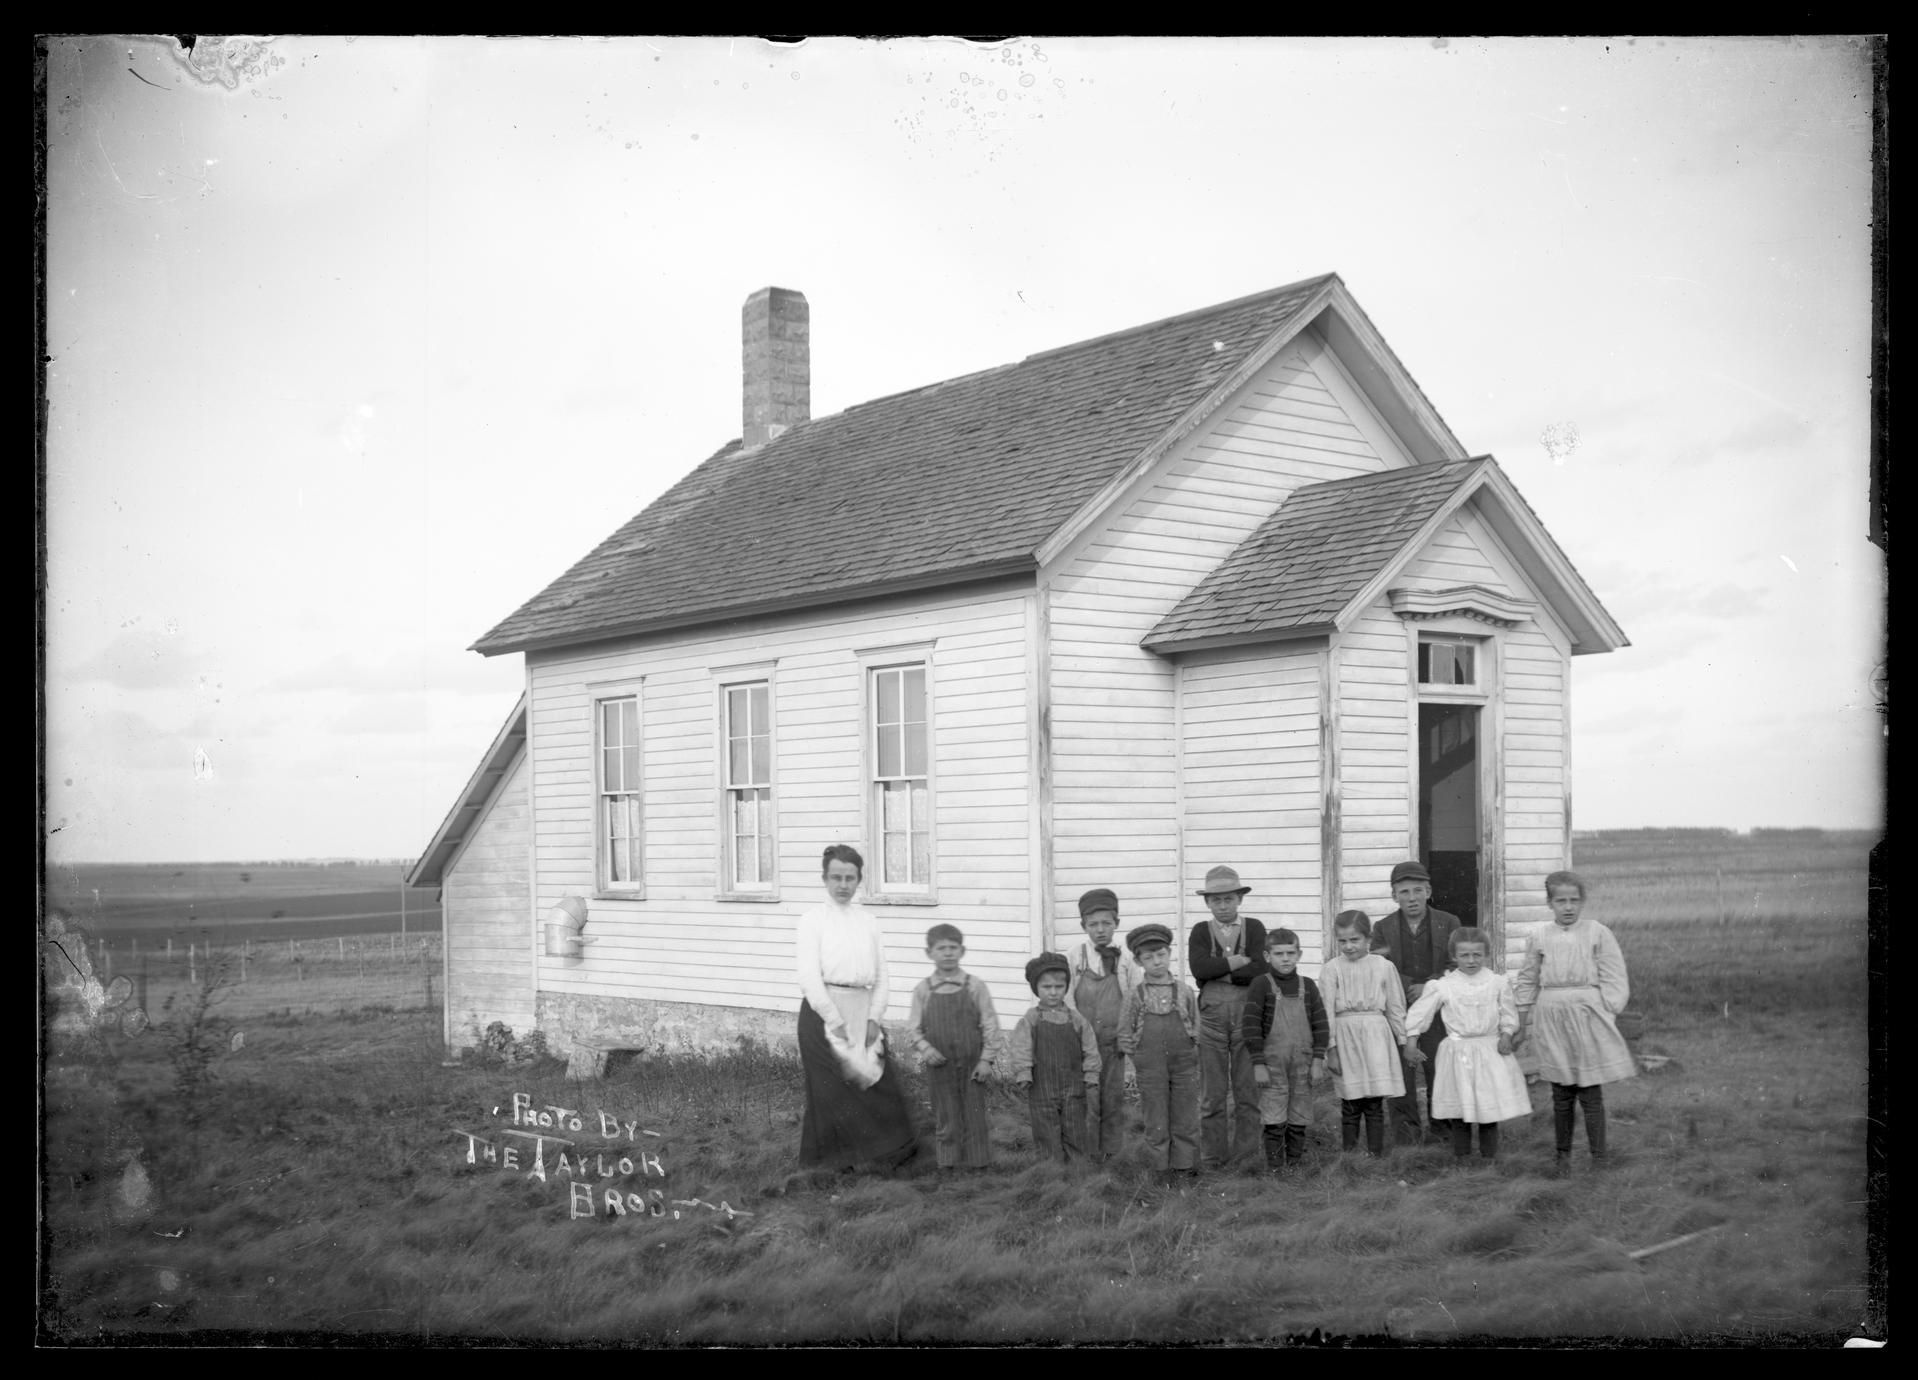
[
  {"left": 1189, "top": 865, "right": 1271, "bottom": 1169},
  {"left": 1243, "top": 926, "right": 1329, "bottom": 1170},
  {"left": 904, "top": 923, "right": 1001, "bottom": 1170},
  {"left": 1008, "top": 952, "right": 1103, "bottom": 1162},
  {"left": 1117, "top": 923, "right": 1201, "bottom": 1182},
  {"left": 1065, "top": 887, "right": 1141, "bottom": 1163}
]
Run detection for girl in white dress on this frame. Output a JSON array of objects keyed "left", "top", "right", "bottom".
[
  {"left": 1404, "top": 928, "right": 1531, "bottom": 1162},
  {"left": 1319, "top": 910, "right": 1413, "bottom": 1157},
  {"left": 1512, "top": 871, "right": 1634, "bottom": 1171}
]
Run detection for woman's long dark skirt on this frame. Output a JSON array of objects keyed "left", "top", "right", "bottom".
[{"left": 798, "top": 999, "right": 918, "bottom": 1170}]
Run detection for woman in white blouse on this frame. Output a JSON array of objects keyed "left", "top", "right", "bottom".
[{"left": 795, "top": 845, "right": 918, "bottom": 1171}]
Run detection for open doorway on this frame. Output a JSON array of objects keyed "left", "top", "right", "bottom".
[{"left": 1418, "top": 702, "right": 1479, "bottom": 929}]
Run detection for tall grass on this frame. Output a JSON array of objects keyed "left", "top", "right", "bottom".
[{"left": 40, "top": 835, "right": 1880, "bottom": 1345}]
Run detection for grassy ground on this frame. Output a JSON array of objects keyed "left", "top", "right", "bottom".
[{"left": 40, "top": 833, "right": 1881, "bottom": 1346}]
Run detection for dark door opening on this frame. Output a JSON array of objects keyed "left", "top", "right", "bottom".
[{"left": 1418, "top": 702, "right": 1479, "bottom": 930}]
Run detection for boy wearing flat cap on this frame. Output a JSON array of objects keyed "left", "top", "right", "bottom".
[
  {"left": 1189, "top": 865, "right": 1272, "bottom": 1169},
  {"left": 1117, "top": 924, "right": 1201, "bottom": 1180},
  {"left": 1008, "top": 952, "right": 1102, "bottom": 1162},
  {"left": 1065, "top": 887, "right": 1142, "bottom": 1162},
  {"left": 1371, "top": 860, "right": 1461, "bottom": 1145}
]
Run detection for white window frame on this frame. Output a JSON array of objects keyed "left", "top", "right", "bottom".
[
  {"left": 858, "top": 642, "right": 938, "bottom": 904},
  {"left": 591, "top": 682, "right": 646, "bottom": 898},
  {"left": 713, "top": 665, "right": 779, "bottom": 901},
  {"left": 1416, "top": 633, "right": 1483, "bottom": 694}
]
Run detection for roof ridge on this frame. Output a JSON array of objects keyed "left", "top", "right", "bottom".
[{"left": 1021, "top": 273, "right": 1340, "bottom": 364}]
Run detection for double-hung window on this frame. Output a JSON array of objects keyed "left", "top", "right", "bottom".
[
  {"left": 596, "top": 693, "right": 643, "bottom": 894},
  {"left": 720, "top": 679, "right": 776, "bottom": 894},
  {"left": 867, "top": 657, "right": 934, "bottom": 898}
]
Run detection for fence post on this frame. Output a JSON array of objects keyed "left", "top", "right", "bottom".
[
  {"left": 102, "top": 941, "right": 113, "bottom": 983},
  {"left": 189, "top": 943, "right": 197, "bottom": 986},
  {"left": 166, "top": 937, "right": 173, "bottom": 959},
  {"left": 240, "top": 945, "right": 247, "bottom": 984},
  {"left": 138, "top": 957, "right": 148, "bottom": 1020},
  {"left": 338, "top": 936, "right": 345, "bottom": 961}
]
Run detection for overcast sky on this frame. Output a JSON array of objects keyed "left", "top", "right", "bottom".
[{"left": 43, "top": 35, "right": 1882, "bottom": 863}]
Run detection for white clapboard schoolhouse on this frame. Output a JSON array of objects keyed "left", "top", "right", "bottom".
[{"left": 409, "top": 276, "right": 1626, "bottom": 1066}]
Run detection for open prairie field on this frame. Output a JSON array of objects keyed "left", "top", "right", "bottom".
[
  {"left": 40, "top": 830, "right": 1881, "bottom": 1346},
  {"left": 43, "top": 862, "right": 441, "bottom": 944}
]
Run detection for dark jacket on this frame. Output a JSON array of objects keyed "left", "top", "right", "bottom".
[
  {"left": 1188, "top": 916, "right": 1271, "bottom": 994},
  {"left": 1370, "top": 906, "right": 1461, "bottom": 1001},
  {"left": 1241, "top": 971, "right": 1330, "bottom": 1061}
]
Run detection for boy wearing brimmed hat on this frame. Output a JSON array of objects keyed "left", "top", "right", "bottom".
[
  {"left": 1008, "top": 952, "right": 1102, "bottom": 1162},
  {"left": 1065, "top": 887, "right": 1142, "bottom": 1162},
  {"left": 1117, "top": 924, "right": 1201, "bottom": 1180},
  {"left": 1371, "top": 860, "right": 1461, "bottom": 1145},
  {"left": 1189, "top": 865, "right": 1272, "bottom": 1169}
]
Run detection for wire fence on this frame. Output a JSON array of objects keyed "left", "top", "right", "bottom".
[{"left": 82, "top": 932, "right": 447, "bottom": 1022}]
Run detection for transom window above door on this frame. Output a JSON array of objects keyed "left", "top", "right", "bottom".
[{"left": 1417, "top": 638, "right": 1477, "bottom": 687}]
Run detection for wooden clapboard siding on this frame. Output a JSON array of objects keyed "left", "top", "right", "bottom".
[
  {"left": 1398, "top": 512, "right": 1514, "bottom": 593},
  {"left": 1500, "top": 621, "right": 1568, "bottom": 952},
  {"left": 1335, "top": 606, "right": 1411, "bottom": 916},
  {"left": 1178, "top": 645, "right": 1327, "bottom": 967},
  {"left": 443, "top": 751, "right": 535, "bottom": 1047},
  {"left": 1045, "top": 334, "right": 1411, "bottom": 950},
  {"left": 523, "top": 581, "right": 1033, "bottom": 1025}
]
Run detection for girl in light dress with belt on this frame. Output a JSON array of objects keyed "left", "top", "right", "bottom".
[
  {"left": 1512, "top": 870, "right": 1635, "bottom": 1171},
  {"left": 1403, "top": 927, "right": 1531, "bottom": 1162},
  {"left": 1318, "top": 910, "right": 1419, "bottom": 1158}
]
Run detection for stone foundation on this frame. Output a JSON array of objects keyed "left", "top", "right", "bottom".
[{"left": 537, "top": 991, "right": 803, "bottom": 1077}]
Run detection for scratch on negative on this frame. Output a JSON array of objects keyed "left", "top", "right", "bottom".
[
  {"left": 95, "top": 129, "right": 162, "bottom": 201},
  {"left": 129, "top": 67, "right": 170, "bottom": 90}
]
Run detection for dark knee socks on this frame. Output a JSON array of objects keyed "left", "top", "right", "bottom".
[
  {"left": 1451, "top": 1121, "right": 1501, "bottom": 1159},
  {"left": 1341, "top": 1098, "right": 1384, "bottom": 1154},
  {"left": 1553, "top": 1083, "right": 1607, "bottom": 1158},
  {"left": 1284, "top": 1123, "right": 1306, "bottom": 1163},
  {"left": 1263, "top": 1124, "right": 1285, "bottom": 1167},
  {"left": 1581, "top": 1086, "right": 1607, "bottom": 1159}
]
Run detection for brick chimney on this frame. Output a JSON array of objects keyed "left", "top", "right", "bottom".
[{"left": 741, "top": 287, "right": 810, "bottom": 448}]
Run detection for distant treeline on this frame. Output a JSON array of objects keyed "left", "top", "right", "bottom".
[{"left": 1572, "top": 827, "right": 1863, "bottom": 841}]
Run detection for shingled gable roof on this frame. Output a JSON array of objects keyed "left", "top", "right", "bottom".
[
  {"left": 472, "top": 274, "right": 1372, "bottom": 656},
  {"left": 1141, "top": 457, "right": 1629, "bottom": 655}
]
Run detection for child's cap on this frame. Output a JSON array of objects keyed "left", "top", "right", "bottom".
[
  {"left": 925, "top": 923, "right": 964, "bottom": 948},
  {"left": 1025, "top": 952, "right": 1071, "bottom": 992},
  {"left": 1125, "top": 923, "right": 1173, "bottom": 956},
  {"left": 1389, "top": 860, "right": 1431, "bottom": 886},
  {"left": 1077, "top": 887, "right": 1119, "bottom": 920}
]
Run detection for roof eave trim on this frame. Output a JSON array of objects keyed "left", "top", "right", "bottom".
[
  {"left": 1142, "top": 621, "right": 1338, "bottom": 657},
  {"left": 1318, "top": 281, "right": 1471, "bottom": 465},
  {"left": 406, "top": 693, "right": 528, "bottom": 889},
  {"left": 472, "top": 558, "right": 1039, "bottom": 658},
  {"left": 1473, "top": 466, "right": 1631, "bottom": 654},
  {"left": 1034, "top": 279, "right": 1345, "bottom": 570}
]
